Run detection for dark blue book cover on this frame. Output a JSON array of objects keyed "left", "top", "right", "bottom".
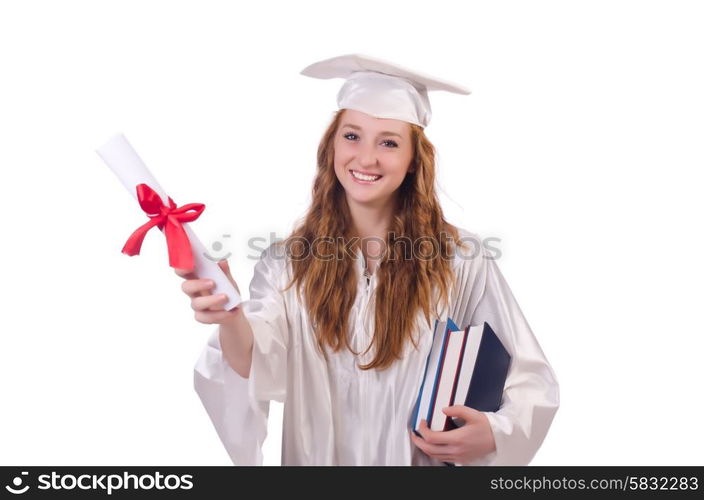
[
  {"left": 410, "top": 319, "right": 509, "bottom": 466},
  {"left": 451, "top": 321, "right": 511, "bottom": 423},
  {"left": 444, "top": 321, "right": 510, "bottom": 466}
]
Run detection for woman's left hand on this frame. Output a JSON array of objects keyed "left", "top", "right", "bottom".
[{"left": 410, "top": 405, "right": 496, "bottom": 465}]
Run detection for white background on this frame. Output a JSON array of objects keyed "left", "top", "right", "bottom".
[{"left": 1, "top": 0, "right": 702, "bottom": 466}]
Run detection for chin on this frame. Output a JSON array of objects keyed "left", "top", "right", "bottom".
[{"left": 347, "top": 192, "right": 390, "bottom": 206}]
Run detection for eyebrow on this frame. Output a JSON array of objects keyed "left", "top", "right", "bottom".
[{"left": 340, "top": 123, "right": 404, "bottom": 139}]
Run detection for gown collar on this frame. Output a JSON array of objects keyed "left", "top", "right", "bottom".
[{"left": 354, "top": 247, "right": 376, "bottom": 287}]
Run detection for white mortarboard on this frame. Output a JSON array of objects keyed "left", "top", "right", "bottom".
[{"left": 300, "top": 53, "right": 471, "bottom": 128}]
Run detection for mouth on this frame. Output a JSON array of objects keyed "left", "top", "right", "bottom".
[{"left": 349, "top": 169, "right": 383, "bottom": 184}]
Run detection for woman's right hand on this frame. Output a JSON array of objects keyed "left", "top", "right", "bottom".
[{"left": 174, "top": 260, "right": 243, "bottom": 327}]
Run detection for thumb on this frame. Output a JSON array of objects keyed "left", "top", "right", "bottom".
[
  {"left": 218, "top": 259, "right": 239, "bottom": 293},
  {"left": 218, "top": 259, "right": 230, "bottom": 273},
  {"left": 442, "top": 405, "right": 478, "bottom": 421}
]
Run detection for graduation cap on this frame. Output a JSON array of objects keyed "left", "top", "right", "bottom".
[{"left": 300, "top": 53, "right": 471, "bottom": 128}]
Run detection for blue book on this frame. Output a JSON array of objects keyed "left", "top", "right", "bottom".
[
  {"left": 446, "top": 321, "right": 511, "bottom": 429},
  {"left": 410, "top": 319, "right": 511, "bottom": 465},
  {"left": 409, "top": 318, "right": 460, "bottom": 436}
]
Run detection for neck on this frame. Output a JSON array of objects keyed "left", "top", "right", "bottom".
[
  {"left": 345, "top": 195, "right": 397, "bottom": 270},
  {"left": 347, "top": 196, "right": 396, "bottom": 240}
]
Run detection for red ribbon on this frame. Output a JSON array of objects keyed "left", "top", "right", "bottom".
[{"left": 121, "top": 183, "right": 205, "bottom": 270}]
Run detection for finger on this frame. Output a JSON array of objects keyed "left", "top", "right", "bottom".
[
  {"left": 192, "top": 293, "right": 229, "bottom": 312},
  {"left": 182, "top": 279, "right": 216, "bottom": 298},
  {"left": 218, "top": 259, "right": 230, "bottom": 273},
  {"left": 409, "top": 430, "right": 424, "bottom": 448},
  {"left": 218, "top": 260, "right": 240, "bottom": 294},
  {"left": 417, "top": 419, "right": 453, "bottom": 446},
  {"left": 442, "top": 405, "right": 478, "bottom": 422},
  {"left": 174, "top": 267, "right": 197, "bottom": 280},
  {"left": 410, "top": 432, "right": 451, "bottom": 456},
  {"left": 410, "top": 427, "right": 450, "bottom": 449},
  {"left": 193, "top": 308, "right": 238, "bottom": 325}
]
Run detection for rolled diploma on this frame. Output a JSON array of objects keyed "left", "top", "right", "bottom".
[{"left": 96, "top": 133, "right": 241, "bottom": 311}]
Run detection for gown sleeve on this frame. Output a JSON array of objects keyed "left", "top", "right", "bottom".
[
  {"left": 193, "top": 245, "right": 290, "bottom": 465},
  {"left": 449, "top": 240, "right": 560, "bottom": 466}
]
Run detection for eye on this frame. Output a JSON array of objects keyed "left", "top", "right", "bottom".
[{"left": 342, "top": 132, "right": 398, "bottom": 148}]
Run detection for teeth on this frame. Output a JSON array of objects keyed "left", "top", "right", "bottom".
[{"left": 351, "top": 170, "right": 381, "bottom": 181}]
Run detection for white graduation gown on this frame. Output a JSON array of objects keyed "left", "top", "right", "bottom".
[{"left": 193, "top": 228, "right": 560, "bottom": 465}]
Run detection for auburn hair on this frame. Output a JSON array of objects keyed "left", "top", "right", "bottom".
[{"left": 280, "top": 109, "right": 467, "bottom": 371}]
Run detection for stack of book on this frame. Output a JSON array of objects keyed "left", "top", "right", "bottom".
[{"left": 410, "top": 318, "right": 511, "bottom": 435}]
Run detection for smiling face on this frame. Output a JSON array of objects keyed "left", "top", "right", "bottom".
[{"left": 333, "top": 108, "right": 414, "bottom": 209}]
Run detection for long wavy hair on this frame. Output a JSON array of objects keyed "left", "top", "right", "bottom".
[{"left": 281, "top": 109, "right": 467, "bottom": 371}]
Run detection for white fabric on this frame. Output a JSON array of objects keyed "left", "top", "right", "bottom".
[
  {"left": 193, "top": 228, "right": 560, "bottom": 465},
  {"left": 336, "top": 71, "right": 432, "bottom": 128},
  {"left": 299, "top": 53, "right": 471, "bottom": 128}
]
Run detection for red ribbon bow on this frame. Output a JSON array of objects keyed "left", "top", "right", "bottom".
[{"left": 122, "top": 183, "right": 205, "bottom": 270}]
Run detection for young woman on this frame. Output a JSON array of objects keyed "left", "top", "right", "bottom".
[{"left": 177, "top": 54, "right": 559, "bottom": 466}]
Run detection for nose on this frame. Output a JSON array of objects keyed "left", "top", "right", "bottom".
[{"left": 357, "top": 140, "right": 379, "bottom": 169}]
